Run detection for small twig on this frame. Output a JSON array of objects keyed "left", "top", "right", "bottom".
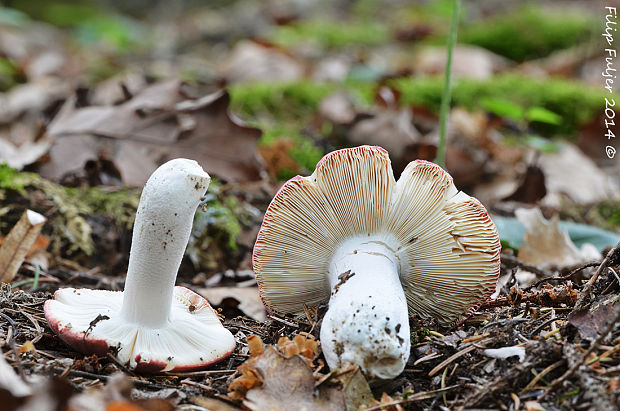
[
  {"left": 479, "top": 284, "right": 577, "bottom": 310},
  {"left": 0, "top": 312, "right": 19, "bottom": 338},
  {"left": 268, "top": 315, "right": 299, "bottom": 328},
  {"left": 482, "top": 317, "right": 530, "bottom": 329},
  {"left": 500, "top": 254, "right": 555, "bottom": 279},
  {"left": 363, "top": 385, "right": 461, "bottom": 410},
  {"left": 413, "top": 352, "right": 442, "bottom": 366},
  {"left": 49, "top": 366, "right": 171, "bottom": 390},
  {"left": 602, "top": 267, "right": 620, "bottom": 294},
  {"left": 522, "top": 360, "right": 565, "bottom": 392},
  {"left": 601, "top": 364, "right": 620, "bottom": 376},
  {"left": 429, "top": 339, "right": 489, "bottom": 377},
  {"left": 574, "top": 240, "right": 620, "bottom": 310},
  {"left": 105, "top": 352, "right": 136, "bottom": 376},
  {"left": 525, "top": 262, "right": 599, "bottom": 291},
  {"left": 165, "top": 369, "right": 236, "bottom": 377},
  {"left": 538, "top": 303, "right": 620, "bottom": 400},
  {"left": 529, "top": 317, "right": 564, "bottom": 339}
]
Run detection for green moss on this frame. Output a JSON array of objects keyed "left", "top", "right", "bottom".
[
  {"left": 391, "top": 75, "right": 603, "bottom": 135},
  {"left": 461, "top": 5, "right": 595, "bottom": 61},
  {"left": 0, "top": 57, "right": 26, "bottom": 91},
  {"left": 231, "top": 76, "right": 602, "bottom": 137},
  {"left": 410, "top": 327, "right": 431, "bottom": 344},
  {"left": 186, "top": 180, "right": 246, "bottom": 269},
  {"left": 230, "top": 82, "right": 333, "bottom": 125},
  {"left": 271, "top": 19, "right": 389, "bottom": 50},
  {"left": 33, "top": 180, "right": 140, "bottom": 255},
  {"left": 1, "top": 166, "right": 245, "bottom": 267},
  {"left": 0, "top": 164, "right": 30, "bottom": 195},
  {"left": 260, "top": 128, "right": 324, "bottom": 180},
  {"left": 562, "top": 200, "right": 620, "bottom": 233}
]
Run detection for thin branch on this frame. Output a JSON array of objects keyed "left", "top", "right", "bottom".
[
  {"left": 500, "top": 254, "right": 555, "bottom": 279},
  {"left": 574, "top": 240, "right": 620, "bottom": 310}
]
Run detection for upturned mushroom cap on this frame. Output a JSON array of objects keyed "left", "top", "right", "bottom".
[
  {"left": 253, "top": 146, "right": 500, "bottom": 325},
  {"left": 45, "top": 286, "right": 235, "bottom": 372},
  {"left": 44, "top": 158, "right": 235, "bottom": 372}
]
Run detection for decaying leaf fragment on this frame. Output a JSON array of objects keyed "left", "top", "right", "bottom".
[
  {"left": 40, "top": 81, "right": 265, "bottom": 186},
  {"left": 0, "top": 209, "right": 47, "bottom": 283},
  {"left": 516, "top": 207, "right": 600, "bottom": 268},
  {"left": 229, "top": 334, "right": 379, "bottom": 410},
  {"left": 276, "top": 333, "right": 320, "bottom": 366},
  {"left": 242, "top": 346, "right": 345, "bottom": 411},
  {"left": 568, "top": 295, "right": 619, "bottom": 340},
  {"left": 367, "top": 392, "right": 405, "bottom": 411},
  {"left": 0, "top": 352, "right": 31, "bottom": 398},
  {"left": 229, "top": 334, "right": 320, "bottom": 400}
]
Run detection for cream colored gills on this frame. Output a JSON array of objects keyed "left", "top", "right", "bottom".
[{"left": 253, "top": 145, "right": 501, "bottom": 380}]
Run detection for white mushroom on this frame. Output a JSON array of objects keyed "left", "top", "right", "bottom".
[
  {"left": 45, "top": 159, "right": 235, "bottom": 372},
  {"left": 253, "top": 146, "right": 500, "bottom": 379}
]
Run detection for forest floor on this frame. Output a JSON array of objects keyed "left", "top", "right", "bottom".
[{"left": 1, "top": 1, "right": 619, "bottom": 410}]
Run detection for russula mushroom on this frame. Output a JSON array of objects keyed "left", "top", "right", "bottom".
[
  {"left": 44, "top": 159, "right": 235, "bottom": 372},
  {"left": 253, "top": 146, "right": 500, "bottom": 379}
]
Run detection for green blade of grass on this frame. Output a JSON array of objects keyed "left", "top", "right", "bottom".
[{"left": 437, "top": 0, "right": 461, "bottom": 168}]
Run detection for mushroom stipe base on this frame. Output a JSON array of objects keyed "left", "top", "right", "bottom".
[{"left": 322, "top": 235, "right": 411, "bottom": 380}]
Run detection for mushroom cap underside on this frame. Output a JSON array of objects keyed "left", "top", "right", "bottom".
[
  {"left": 44, "top": 286, "right": 235, "bottom": 372},
  {"left": 253, "top": 145, "right": 501, "bottom": 325}
]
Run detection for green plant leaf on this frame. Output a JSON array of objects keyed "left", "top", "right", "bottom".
[
  {"left": 481, "top": 98, "right": 524, "bottom": 121},
  {"left": 526, "top": 106, "right": 563, "bottom": 125}
]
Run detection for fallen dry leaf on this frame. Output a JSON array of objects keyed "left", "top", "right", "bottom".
[
  {"left": 538, "top": 142, "right": 620, "bottom": 207},
  {"left": 0, "top": 352, "right": 31, "bottom": 398},
  {"left": 568, "top": 295, "right": 619, "bottom": 341},
  {"left": 39, "top": 82, "right": 265, "bottom": 186},
  {"left": 242, "top": 346, "right": 345, "bottom": 411},
  {"left": 220, "top": 40, "right": 304, "bottom": 83},
  {"left": 18, "top": 341, "right": 35, "bottom": 355},
  {"left": 230, "top": 335, "right": 372, "bottom": 410},
  {"left": 414, "top": 45, "right": 510, "bottom": 79},
  {"left": 197, "top": 286, "right": 267, "bottom": 321},
  {"left": 0, "top": 139, "right": 52, "bottom": 170},
  {"left": 319, "top": 92, "right": 356, "bottom": 124},
  {"left": 0, "top": 78, "right": 71, "bottom": 124},
  {"left": 349, "top": 107, "right": 421, "bottom": 171},
  {"left": 258, "top": 139, "right": 303, "bottom": 180},
  {"left": 192, "top": 397, "right": 242, "bottom": 411},
  {"left": 0, "top": 209, "right": 47, "bottom": 283},
  {"left": 276, "top": 334, "right": 320, "bottom": 369},
  {"left": 106, "top": 402, "right": 147, "bottom": 411},
  {"left": 368, "top": 392, "right": 405, "bottom": 411},
  {"left": 337, "top": 364, "right": 375, "bottom": 411},
  {"left": 247, "top": 335, "right": 265, "bottom": 359},
  {"left": 516, "top": 207, "right": 600, "bottom": 268},
  {"left": 502, "top": 164, "right": 547, "bottom": 203}
]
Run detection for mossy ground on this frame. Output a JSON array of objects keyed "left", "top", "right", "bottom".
[{"left": 0, "top": 165, "right": 245, "bottom": 271}]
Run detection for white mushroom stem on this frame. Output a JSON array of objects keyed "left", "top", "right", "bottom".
[
  {"left": 320, "top": 236, "right": 411, "bottom": 380},
  {"left": 120, "top": 159, "right": 210, "bottom": 328}
]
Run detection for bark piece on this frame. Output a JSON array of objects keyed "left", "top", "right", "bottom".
[{"left": 0, "top": 209, "right": 46, "bottom": 283}]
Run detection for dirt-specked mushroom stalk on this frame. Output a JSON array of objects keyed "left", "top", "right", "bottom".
[
  {"left": 322, "top": 237, "right": 410, "bottom": 379},
  {"left": 120, "top": 160, "right": 208, "bottom": 327},
  {"left": 45, "top": 159, "right": 236, "bottom": 372},
  {"left": 253, "top": 146, "right": 500, "bottom": 380}
]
